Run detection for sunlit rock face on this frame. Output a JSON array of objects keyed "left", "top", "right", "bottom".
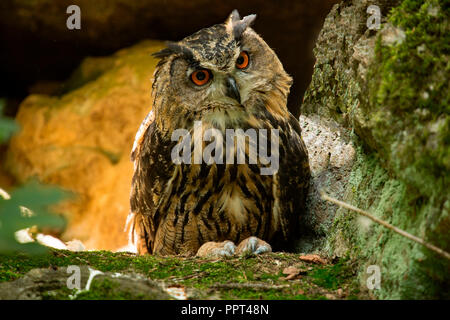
[{"left": 5, "top": 41, "right": 165, "bottom": 251}]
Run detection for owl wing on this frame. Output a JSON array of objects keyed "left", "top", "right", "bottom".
[
  {"left": 273, "top": 114, "right": 311, "bottom": 249},
  {"left": 129, "top": 111, "right": 176, "bottom": 254}
]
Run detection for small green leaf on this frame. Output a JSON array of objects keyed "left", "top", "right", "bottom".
[
  {"left": 0, "top": 98, "right": 19, "bottom": 143},
  {"left": 0, "top": 180, "right": 70, "bottom": 254}
]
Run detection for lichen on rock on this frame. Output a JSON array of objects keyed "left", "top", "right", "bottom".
[
  {"left": 297, "top": 114, "right": 356, "bottom": 253},
  {"left": 301, "top": 0, "right": 449, "bottom": 299}
]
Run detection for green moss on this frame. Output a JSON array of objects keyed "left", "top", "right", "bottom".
[
  {"left": 303, "top": 0, "right": 449, "bottom": 299},
  {"left": 367, "top": 0, "right": 449, "bottom": 201},
  {"left": 327, "top": 146, "right": 449, "bottom": 299},
  {"left": 41, "top": 278, "right": 156, "bottom": 300},
  {"left": 354, "top": 0, "right": 449, "bottom": 299},
  {"left": 310, "top": 259, "right": 355, "bottom": 290},
  {"left": 42, "top": 287, "right": 77, "bottom": 300},
  {"left": 74, "top": 278, "right": 148, "bottom": 300}
]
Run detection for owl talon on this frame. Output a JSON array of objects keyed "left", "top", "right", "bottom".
[
  {"left": 236, "top": 236, "right": 272, "bottom": 255},
  {"left": 196, "top": 240, "right": 236, "bottom": 258}
]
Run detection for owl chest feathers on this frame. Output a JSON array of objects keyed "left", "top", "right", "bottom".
[
  {"left": 144, "top": 112, "right": 285, "bottom": 254},
  {"left": 131, "top": 90, "right": 307, "bottom": 255},
  {"left": 162, "top": 117, "right": 277, "bottom": 240},
  {"left": 156, "top": 161, "right": 279, "bottom": 254}
]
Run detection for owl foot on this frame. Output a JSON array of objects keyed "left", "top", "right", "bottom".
[
  {"left": 236, "top": 236, "right": 272, "bottom": 256},
  {"left": 196, "top": 240, "right": 236, "bottom": 258}
]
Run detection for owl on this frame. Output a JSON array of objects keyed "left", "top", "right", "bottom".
[{"left": 129, "top": 10, "right": 310, "bottom": 257}]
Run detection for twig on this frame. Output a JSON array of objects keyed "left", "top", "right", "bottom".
[
  {"left": 170, "top": 271, "right": 209, "bottom": 281},
  {"left": 210, "top": 283, "right": 290, "bottom": 291},
  {"left": 321, "top": 192, "right": 450, "bottom": 260}
]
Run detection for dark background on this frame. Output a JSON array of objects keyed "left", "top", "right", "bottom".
[{"left": 0, "top": 0, "right": 339, "bottom": 117}]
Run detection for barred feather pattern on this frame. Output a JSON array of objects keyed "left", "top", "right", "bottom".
[
  {"left": 130, "top": 101, "right": 309, "bottom": 256},
  {"left": 129, "top": 11, "right": 310, "bottom": 256}
]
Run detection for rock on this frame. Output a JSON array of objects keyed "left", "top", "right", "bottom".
[
  {"left": 0, "top": 0, "right": 338, "bottom": 117},
  {"left": 0, "top": 266, "right": 172, "bottom": 300},
  {"left": 298, "top": 114, "right": 355, "bottom": 252},
  {"left": 5, "top": 40, "right": 166, "bottom": 251},
  {"left": 165, "top": 285, "right": 188, "bottom": 300},
  {"left": 301, "top": 0, "right": 449, "bottom": 299},
  {"left": 66, "top": 239, "right": 86, "bottom": 252}
]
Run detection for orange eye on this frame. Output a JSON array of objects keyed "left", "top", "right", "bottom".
[
  {"left": 190, "top": 69, "right": 211, "bottom": 86},
  {"left": 236, "top": 51, "right": 249, "bottom": 69}
]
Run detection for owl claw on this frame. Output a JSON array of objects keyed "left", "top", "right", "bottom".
[
  {"left": 236, "top": 236, "right": 272, "bottom": 256},
  {"left": 196, "top": 240, "right": 236, "bottom": 258},
  {"left": 222, "top": 241, "right": 237, "bottom": 255},
  {"left": 196, "top": 237, "right": 271, "bottom": 258},
  {"left": 254, "top": 245, "right": 271, "bottom": 255}
]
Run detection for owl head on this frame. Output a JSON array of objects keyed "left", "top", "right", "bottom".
[{"left": 151, "top": 10, "right": 292, "bottom": 132}]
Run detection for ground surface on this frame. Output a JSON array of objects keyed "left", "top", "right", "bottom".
[{"left": 0, "top": 250, "right": 368, "bottom": 300}]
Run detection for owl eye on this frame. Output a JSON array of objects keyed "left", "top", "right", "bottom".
[
  {"left": 236, "top": 51, "right": 250, "bottom": 69},
  {"left": 190, "top": 69, "right": 211, "bottom": 86}
]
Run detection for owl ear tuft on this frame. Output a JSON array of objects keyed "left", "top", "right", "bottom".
[
  {"left": 152, "top": 42, "right": 196, "bottom": 64},
  {"left": 152, "top": 47, "right": 174, "bottom": 59},
  {"left": 226, "top": 10, "right": 257, "bottom": 41},
  {"left": 227, "top": 9, "right": 241, "bottom": 23}
]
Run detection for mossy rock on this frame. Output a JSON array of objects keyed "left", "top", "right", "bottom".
[
  {"left": 0, "top": 250, "right": 365, "bottom": 300},
  {"left": 302, "top": 0, "right": 449, "bottom": 298}
]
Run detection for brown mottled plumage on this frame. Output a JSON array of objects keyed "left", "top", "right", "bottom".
[{"left": 129, "top": 10, "right": 310, "bottom": 257}]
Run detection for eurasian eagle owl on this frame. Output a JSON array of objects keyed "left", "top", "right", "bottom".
[{"left": 129, "top": 10, "right": 310, "bottom": 257}]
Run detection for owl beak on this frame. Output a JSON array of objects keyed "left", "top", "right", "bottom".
[{"left": 225, "top": 76, "right": 241, "bottom": 104}]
